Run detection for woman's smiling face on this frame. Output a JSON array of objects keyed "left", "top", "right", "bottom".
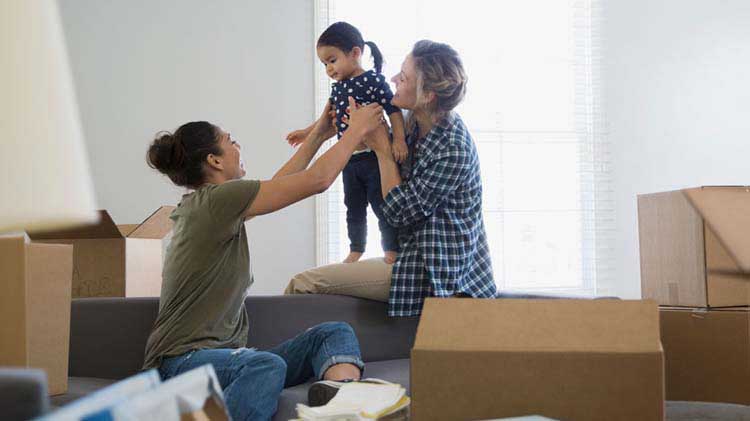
[
  {"left": 391, "top": 54, "right": 418, "bottom": 110},
  {"left": 215, "top": 129, "right": 245, "bottom": 180}
]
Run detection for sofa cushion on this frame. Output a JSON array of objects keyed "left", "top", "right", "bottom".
[
  {"left": 49, "top": 377, "right": 118, "bottom": 408},
  {"left": 67, "top": 295, "right": 419, "bottom": 381},
  {"left": 0, "top": 368, "right": 50, "bottom": 420},
  {"left": 666, "top": 401, "right": 750, "bottom": 420},
  {"left": 67, "top": 294, "right": 606, "bottom": 380}
]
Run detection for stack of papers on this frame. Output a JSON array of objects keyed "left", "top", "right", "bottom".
[{"left": 295, "top": 381, "right": 409, "bottom": 420}]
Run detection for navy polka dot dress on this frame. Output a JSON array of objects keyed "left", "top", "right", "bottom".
[{"left": 329, "top": 70, "right": 400, "bottom": 139}]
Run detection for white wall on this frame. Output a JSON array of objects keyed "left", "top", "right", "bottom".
[
  {"left": 59, "top": 0, "right": 750, "bottom": 299},
  {"left": 59, "top": 0, "right": 317, "bottom": 294},
  {"left": 603, "top": 0, "right": 750, "bottom": 298}
]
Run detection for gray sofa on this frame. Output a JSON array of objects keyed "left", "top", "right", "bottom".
[
  {"left": 52, "top": 295, "right": 417, "bottom": 421},
  {"left": 36, "top": 294, "right": 750, "bottom": 421}
]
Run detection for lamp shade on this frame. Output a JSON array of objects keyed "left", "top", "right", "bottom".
[{"left": 0, "top": 0, "right": 97, "bottom": 233}]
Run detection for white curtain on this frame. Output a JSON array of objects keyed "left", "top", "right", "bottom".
[{"left": 313, "top": 0, "right": 611, "bottom": 295}]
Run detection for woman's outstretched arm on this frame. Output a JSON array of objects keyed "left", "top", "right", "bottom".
[
  {"left": 273, "top": 102, "right": 337, "bottom": 179},
  {"left": 244, "top": 98, "right": 384, "bottom": 217}
]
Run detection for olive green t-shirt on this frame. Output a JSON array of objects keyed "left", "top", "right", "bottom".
[{"left": 142, "top": 179, "right": 261, "bottom": 369}]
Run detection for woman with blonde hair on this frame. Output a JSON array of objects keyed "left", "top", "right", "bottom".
[{"left": 286, "top": 40, "right": 497, "bottom": 317}]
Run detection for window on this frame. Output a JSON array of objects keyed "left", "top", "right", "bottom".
[{"left": 314, "top": 0, "right": 611, "bottom": 295}]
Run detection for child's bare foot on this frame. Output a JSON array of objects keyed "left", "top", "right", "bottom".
[
  {"left": 343, "top": 252, "right": 363, "bottom": 263},
  {"left": 384, "top": 251, "right": 397, "bottom": 264}
]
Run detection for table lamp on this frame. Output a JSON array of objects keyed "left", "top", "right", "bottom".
[{"left": 0, "top": 0, "right": 98, "bottom": 232}]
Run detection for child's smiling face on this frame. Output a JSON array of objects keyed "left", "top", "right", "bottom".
[{"left": 317, "top": 45, "right": 361, "bottom": 82}]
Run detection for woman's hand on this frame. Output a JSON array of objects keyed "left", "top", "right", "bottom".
[
  {"left": 308, "top": 102, "right": 337, "bottom": 143},
  {"left": 345, "top": 97, "right": 384, "bottom": 138},
  {"left": 363, "top": 122, "right": 393, "bottom": 156}
]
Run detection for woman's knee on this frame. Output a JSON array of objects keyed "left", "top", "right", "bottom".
[
  {"left": 284, "top": 275, "right": 300, "bottom": 294},
  {"left": 309, "top": 321, "right": 355, "bottom": 338},
  {"left": 237, "top": 350, "right": 287, "bottom": 379},
  {"left": 285, "top": 270, "right": 316, "bottom": 294},
  {"left": 228, "top": 351, "right": 286, "bottom": 418},
  {"left": 286, "top": 266, "right": 332, "bottom": 295},
  {"left": 258, "top": 351, "right": 288, "bottom": 375}
]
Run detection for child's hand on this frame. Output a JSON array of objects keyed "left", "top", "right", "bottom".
[
  {"left": 308, "top": 102, "right": 338, "bottom": 143},
  {"left": 392, "top": 138, "right": 408, "bottom": 163},
  {"left": 286, "top": 129, "right": 310, "bottom": 147}
]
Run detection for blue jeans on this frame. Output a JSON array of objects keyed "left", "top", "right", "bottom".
[
  {"left": 342, "top": 152, "right": 399, "bottom": 253},
  {"left": 158, "top": 322, "right": 364, "bottom": 421}
]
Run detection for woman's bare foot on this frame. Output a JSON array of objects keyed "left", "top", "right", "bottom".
[
  {"left": 343, "top": 251, "right": 363, "bottom": 263},
  {"left": 384, "top": 251, "right": 397, "bottom": 264}
]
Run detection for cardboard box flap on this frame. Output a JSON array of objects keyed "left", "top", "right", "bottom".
[
  {"left": 27, "top": 210, "right": 121, "bottom": 240},
  {"left": 683, "top": 186, "right": 750, "bottom": 273},
  {"left": 129, "top": 206, "right": 176, "bottom": 239},
  {"left": 413, "top": 298, "right": 660, "bottom": 353},
  {"left": 118, "top": 224, "right": 139, "bottom": 237}
]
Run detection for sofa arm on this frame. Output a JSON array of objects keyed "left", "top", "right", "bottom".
[
  {"left": 0, "top": 368, "right": 50, "bottom": 421},
  {"left": 69, "top": 298, "right": 160, "bottom": 380}
]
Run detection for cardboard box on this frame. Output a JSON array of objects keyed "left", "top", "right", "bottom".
[
  {"left": 0, "top": 234, "right": 73, "bottom": 395},
  {"left": 27, "top": 206, "right": 175, "bottom": 298},
  {"left": 410, "top": 298, "right": 664, "bottom": 421},
  {"left": 638, "top": 186, "right": 750, "bottom": 307},
  {"left": 181, "top": 395, "right": 229, "bottom": 421},
  {"left": 660, "top": 307, "right": 750, "bottom": 404}
]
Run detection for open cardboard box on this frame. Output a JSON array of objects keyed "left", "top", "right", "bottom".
[
  {"left": 638, "top": 186, "right": 750, "bottom": 307},
  {"left": 660, "top": 306, "right": 750, "bottom": 404},
  {"left": 0, "top": 234, "right": 73, "bottom": 395},
  {"left": 27, "top": 206, "right": 175, "bottom": 298},
  {"left": 410, "top": 298, "right": 664, "bottom": 421}
]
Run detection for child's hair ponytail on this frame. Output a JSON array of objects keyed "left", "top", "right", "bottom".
[
  {"left": 318, "top": 22, "right": 384, "bottom": 74},
  {"left": 364, "top": 41, "right": 383, "bottom": 73}
]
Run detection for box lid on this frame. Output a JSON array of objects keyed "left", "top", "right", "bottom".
[
  {"left": 27, "top": 210, "right": 121, "bottom": 240},
  {"left": 413, "top": 298, "right": 661, "bottom": 353},
  {"left": 683, "top": 186, "right": 750, "bottom": 273},
  {"left": 128, "top": 206, "right": 175, "bottom": 239}
]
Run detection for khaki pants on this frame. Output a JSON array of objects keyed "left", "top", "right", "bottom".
[{"left": 285, "top": 258, "right": 393, "bottom": 302}]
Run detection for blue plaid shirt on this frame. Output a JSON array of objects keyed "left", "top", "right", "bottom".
[{"left": 382, "top": 113, "right": 497, "bottom": 317}]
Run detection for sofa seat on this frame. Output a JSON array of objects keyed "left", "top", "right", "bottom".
[
  {"left": 50, "top": 378, "right": 118, "bottom": 408},
  {"left": 50, "top": 359, "right": 410, "bottom": 421}
]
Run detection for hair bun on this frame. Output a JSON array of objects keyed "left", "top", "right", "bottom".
[
  {"left": 147, "top": 131, "right": 185, "bottom": 175},
  {"left": 146, "top": 121, "right": 219, "bottom": 189}
]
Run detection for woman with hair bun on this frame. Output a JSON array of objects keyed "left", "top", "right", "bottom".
[{"left": 143, "top": 97, "right": 384, "bottom": 420}]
